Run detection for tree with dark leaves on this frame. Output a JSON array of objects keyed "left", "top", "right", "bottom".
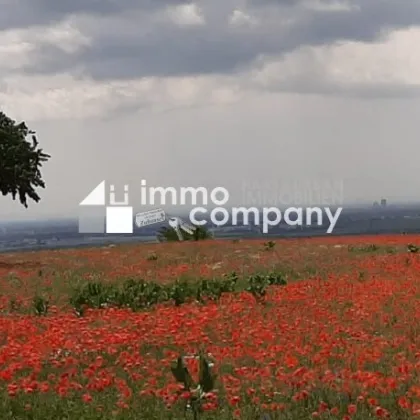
[{"left": 0, "top": 112, "right": 50, "bottom": 207}]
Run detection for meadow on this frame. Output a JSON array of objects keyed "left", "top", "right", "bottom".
[{"left": 1, "top": 235, "right": 420, "bottom": 419}]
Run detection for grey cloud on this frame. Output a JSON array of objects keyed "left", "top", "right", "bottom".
[
  {"left": 257, "top": 80, "right": 420, "bottom": 99},
  {"left": 13, "top": 0, "right": 420, "bottom": 82},
  {"left": 0, "top": 0, "right": 185, "bottom": 31},
  {"left": 297, "top": 0, "right": 420, "bottom": 43},
  {"left": 29, "top": 26, "right": 284, "bottom": 79}
]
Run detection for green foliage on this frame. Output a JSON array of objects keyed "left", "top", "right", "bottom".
[
  {"left": 348, "top": 244, "right": 380, "bottom": 253},
  {"left": 196, "top": 272, "right": 238, "bottom": 302},
  {"left": 246, "top": 274, "right": 269, "bottom": 301},
  {"left": 157, "top": 224, "right": 212, "bottom": 242},
  {"left": 32, "top": 295, "right": 49, "bottom": 316},
  {"left": 385, "top": 246, "right": 397, "bottom": 254},
  {"left": 70, "top": 278, "right": 169, "bottom": 313},
  {"left": 69, "top": 281, "right": 114, "bottom": 316},
  {"left": 171, "top": 356, "right": 195, "bottom": 389},
  {"left": 69, "top": 270, "right": 287, "bottom": 314},
  {"left": 169, "top": 279, "right": 196, "bottom": 306},
  {"left": 407, "top": 243, "right": 419, "bottom": 253},
  {"left": 265, "top": 271, "right": 287, "bottom": 286},
  {"left": 0, "top": 112, "right": 50, "bottom": 207},
  {"left": 8, "top": 297, "right": 22, "bottom": 313},
  {"left": 170, "top": 351, "right": 217, "bottom": 419},
  {"left": 115, "top": 278, "right": 168, "bottom": 310},
  {"left": 198, "top": 350, "right": 217, "bottom": 393},
  {"left": 246, "top": 272, "right": 288, "bottom": 302},
  {"left": 85, "top": 281, "right": 113, "bottom": 308},
  {"left": 263, "top": 240, "right": 276, "bottom": 251}
]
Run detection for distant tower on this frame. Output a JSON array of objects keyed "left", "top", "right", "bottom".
[{"left": 380, "top": 198, "right": 387, "bottom": 207}]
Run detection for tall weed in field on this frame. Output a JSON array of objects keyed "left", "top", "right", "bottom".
[{"left": 171, "top": 351, "right": 217, "bottom": 419}]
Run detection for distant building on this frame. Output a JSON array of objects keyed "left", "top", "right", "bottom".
[
  {"left": 373, "top": 201, "right": 379, "bottom": 207},
  {"left": 380, "top": 198, "right": 387, "bottom": 207}
]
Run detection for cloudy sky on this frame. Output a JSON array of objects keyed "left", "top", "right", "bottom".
[{"left": 1, "top": 0, "right": 419, "bottom": 220}]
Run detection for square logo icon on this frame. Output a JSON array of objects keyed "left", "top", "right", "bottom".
[
  {"left": 106, "top": 206, "right": 133, "bottom": 234},
  {"left": 78, "top": 206, "right": 106, "bottom": 233}
]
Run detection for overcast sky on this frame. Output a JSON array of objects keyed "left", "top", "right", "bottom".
[{"left": 1, "top": 0, "right": 419, "bottom": 220}]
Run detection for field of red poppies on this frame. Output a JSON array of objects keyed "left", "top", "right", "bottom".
[{"left": 1, "top": 235, "right": 420, "bottom": 419}]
